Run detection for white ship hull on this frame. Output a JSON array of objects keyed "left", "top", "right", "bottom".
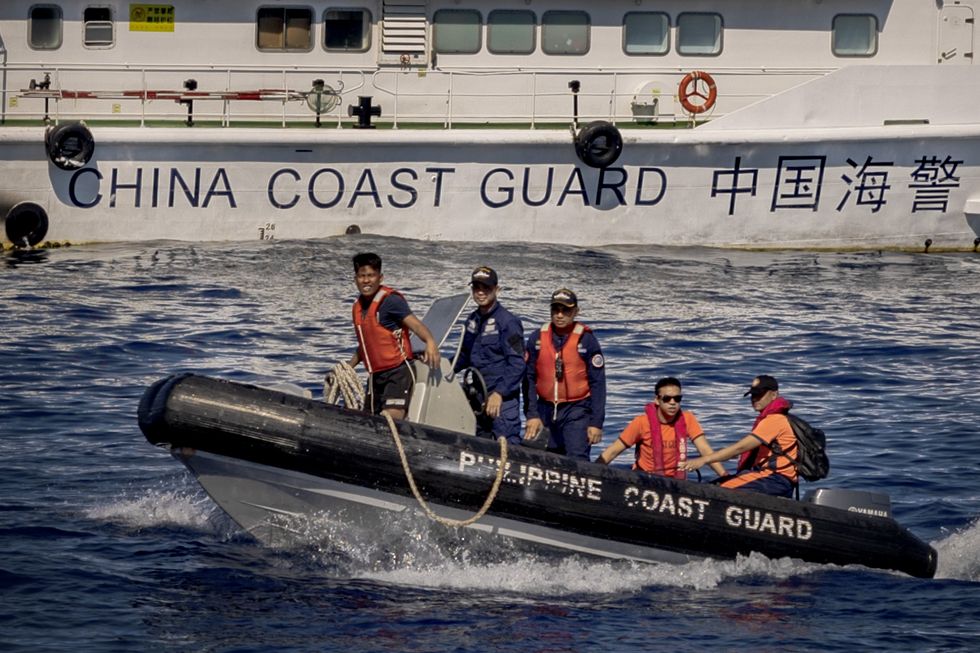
[{"left": 3, "top": 1, "right": 980, "bottom": 249}]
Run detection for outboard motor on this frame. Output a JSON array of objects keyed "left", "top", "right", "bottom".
[{"left": 804, "top": 488, "right": 892, "bottom": 519}]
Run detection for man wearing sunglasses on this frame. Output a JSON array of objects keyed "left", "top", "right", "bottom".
[
  {"left": 597, "top": 377, "right": 727, "bottom": 477},
  {"left": 453, "top": 266, "right": 526, "bottom": 446},
  {"left": 524, "top": 288, "right": 606, "bottom": 461},
  {"left": 680, "top": 375, "right": 798, "bottom": 497}
]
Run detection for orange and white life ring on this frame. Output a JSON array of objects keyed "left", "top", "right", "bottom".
[{"left": 678, "top": 71, "right": 717, "bottom": 115}]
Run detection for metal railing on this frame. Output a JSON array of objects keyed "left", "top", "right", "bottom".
[{"left": 0, "top": 62, "right": 833, "bottom": 127}]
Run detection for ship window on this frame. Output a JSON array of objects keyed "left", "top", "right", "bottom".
[
  {"left": 84, "top": 7, "right": 114, "bottom": 47},
  {"left": 257, "top": 7, "right": 313, "bottom": 51},
  {"left": 433, "top": 9, "right": 481, "bottom": 54},
  {"left": 29, "top": 5, "right": 63, "bottom": 50},
  {"left": 542, "top": 11, "right": 589, "bottom": 55},
  {"left": 323, "top": 8, "right": 371, "bottom": 51},
  {"left": 488, "top": 10, "right": 535, "bottom": 55},
  {"left": 833, "top": 15, "right": 877, "bottom": 57},
  {"left": 623, "top": 12, "right": 669, "bottom": 55},
  {"left": 677, "top": 12, "right": 722, "bottom": 56}
]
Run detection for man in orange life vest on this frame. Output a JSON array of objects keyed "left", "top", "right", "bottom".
[
  {"left": 681, "top": 375, "right": 799, "bottom": 497},
  {"left": 348, "top": 252, "right": 440, "bottom": 421},
  {"left": 596, "top": 377, "right": 727, "bottom": 477},
  {"left": 523, "top": 288, "right": 605, "bottom": 461}
]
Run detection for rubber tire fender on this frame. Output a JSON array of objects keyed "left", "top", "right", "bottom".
[
  {"left": 574, "top": 121, "right": 623, "bottom": 169},
  {"left": 46, "top": 121, "right": 96, "bottom": 170},
  {"left": 4, "top": 202, "right": 49, "bottom": 247}
]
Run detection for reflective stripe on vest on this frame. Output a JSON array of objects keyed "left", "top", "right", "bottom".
[
  {"left": 535, "top": 322, "right": 591, "bottom": 405},
  {"left": 643, "top": 403, "right": 689, "bottom": 479},
  {"left": 351, "top": 286, "right": 413, "bottom": 374}
]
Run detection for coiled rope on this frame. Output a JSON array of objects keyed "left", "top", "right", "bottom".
[
  {"left": 323, "top": 361, "right": 364, "bottom": 410},
  {"left": 324, "top": 360, "right": 507, "bottom": 527}
]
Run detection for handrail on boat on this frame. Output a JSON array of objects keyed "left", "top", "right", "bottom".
[{"left": 0, "top": 62, "right": 833, "bottom": 127}]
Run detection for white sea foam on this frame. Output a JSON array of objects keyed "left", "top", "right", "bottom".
[
  {"left": 271, "top": 506, "right": 821, "bottom": 593},
  {"left": 84, "top": 485, "right": 219, "bottom": 532},
  {"left": 932, "top": 518, "right": 980, "bottom": 581},
  {"left": 357, "top": 552, "right": 820, "bottom": 595}
]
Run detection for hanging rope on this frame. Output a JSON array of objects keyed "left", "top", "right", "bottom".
[
  {"left": 323, "top": 361, "right": 365, "bottom": 410},
  {"left": 383, "top": 411, "right": 508, "bottom": 528}
]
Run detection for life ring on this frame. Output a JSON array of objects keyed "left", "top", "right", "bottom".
[
  {"left": 574, "top": 120, "right": 623, "bottom": 169},
  {"left": 4, "top": 202, "right": 49, "bottom": 247},
  {"left": 46, "top": 121, "right": 95, "bottom": 170},
  {"left": 678, "top": 71, "right": 717, "bottom": 115}
]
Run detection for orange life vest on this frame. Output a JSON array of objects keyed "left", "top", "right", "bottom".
[
  {"left": 351, "top": 286, "right": 413, "bottom": 373},
  {"left": 643, "top": 403, "right": 689, "bottom": 479},
  {"left": 535, "top": 322, "right": 591, "bottom": 404}
]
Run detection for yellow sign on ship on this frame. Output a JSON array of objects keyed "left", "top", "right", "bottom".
[{"left": 130, "top": 4, "right": 175, "bottom": 32}]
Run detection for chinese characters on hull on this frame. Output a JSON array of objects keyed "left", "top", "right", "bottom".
[{"left": 712, "top": 155, "right": 962, "bottom": 216}]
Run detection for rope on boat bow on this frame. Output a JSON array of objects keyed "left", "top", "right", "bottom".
[
  {"left": 384, "top": 412, "right": 508, "bottom": 528},
  {"left": 324, "top": 361, "right": 365, "bottom": 410},
  {"left": 324, "top": 359, "right": 507, "bottom": 526}
]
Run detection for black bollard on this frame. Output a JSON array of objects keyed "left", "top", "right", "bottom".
[{"left": 348, "top": 96, "right": 381, "bottom": 129}]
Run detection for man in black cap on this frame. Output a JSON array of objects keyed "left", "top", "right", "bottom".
[
  {"left": 452, "top": 266, "right": 526, "bottom": 445},
  {"left": 681, "top": 375, "right": 799, "bottom": 496},
  {"left": 523, "top": 288, "right": 606, "bottom": 461}
]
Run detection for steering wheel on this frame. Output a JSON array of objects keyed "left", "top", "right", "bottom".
[{"left": 459, "top": 367, "right": 488, "bottom": 417}]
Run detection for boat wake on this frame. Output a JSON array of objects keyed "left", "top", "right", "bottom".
[
  {"left": 932, "top": 518, "right": 980, "bottom": 582},
  {"left": 84, "top": 482, "right": 227, "bottom": 534},
  {"left": 265, "top": 507, "right": 824, "bottom": 593}
]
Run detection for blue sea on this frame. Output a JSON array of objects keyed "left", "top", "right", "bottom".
[{"left": 3, "top": 237, "right": 980, "bottom": 652}]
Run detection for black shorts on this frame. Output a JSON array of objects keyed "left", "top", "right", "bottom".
[{"left": 367, "top": 363, "right": 413, "bottom": 414}]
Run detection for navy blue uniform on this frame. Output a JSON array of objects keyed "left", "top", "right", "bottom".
[
  {"left": 525, "top": 326, "right": 606, "bottom": 460},
  {"left": 453, "top": 302, "right": 525, "bottom": 444}
]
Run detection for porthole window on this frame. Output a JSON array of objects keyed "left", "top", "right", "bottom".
[
  {"left": 623, "top": 12, "right": 669, "bottom": 55},
  {"left": 29, "top": 5, "right": 63, "bottom": 50},
  {"left": 677, "top": 12, "right": 722, "bottom": 56},
  {"left": 542, "top": 11, "right": 589, "bottom": 56},
  {"left": 832, "top": 14, "right": 878, "bottom": 57},
  {"left": 84, "top": 7, "right": 114, "bottom": 47},
  {"left": 257, "top": 7, "right": 314, "bottom": 51},
  {"left": 488, "top": 10, "right": 535, "bottom": 55},
  {"left": 433, "top": 9, "right": 481, "bottom": 54},
  {"left": 324, "top": 8, "right": 371, "bottom": 51}
]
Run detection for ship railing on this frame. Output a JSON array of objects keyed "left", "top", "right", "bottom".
[{"left": 0, "top": 62, "right": 833, "bottom": 128}]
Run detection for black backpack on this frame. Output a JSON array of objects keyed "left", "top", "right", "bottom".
[{"left": 771, "top": 414, "right": 830, "bottom": 482}]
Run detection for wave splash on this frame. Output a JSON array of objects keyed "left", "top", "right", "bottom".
[
  {"left": 260, "top": 507, "right": 821, "bottom": 594},
  {"left": 83, "top": 483, "right": 223, "bottom": 532},
  {"left": 933, "top": 518, "right": 980, "bottom": 581}
]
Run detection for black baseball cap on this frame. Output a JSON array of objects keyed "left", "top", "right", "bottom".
[
  {"left": 743, "top": 375, "right": 778, "bottom": 397},
  {"left": 470, "top": 266, "right": 498, "bottom": 287},
  {"left": 551, "top": 288, "right": 578, "bottom": 308}
]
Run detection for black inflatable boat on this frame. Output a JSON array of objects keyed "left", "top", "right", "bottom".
[{"left": 138, "top": 372, "right": 937, "bottom": 578}]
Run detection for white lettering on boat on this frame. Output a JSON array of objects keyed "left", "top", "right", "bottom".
[
  {"left": 622, "top": 486, "right": 709, "bottom": 520},
  {"left": 724, "top": 506, "right": 813, "bottom": 540},
  {"left": 847, "top": 506, "right": 890, "bottom": 518},
  {"left": 458, "top": 452, "right": 601, "bottom": 500}
]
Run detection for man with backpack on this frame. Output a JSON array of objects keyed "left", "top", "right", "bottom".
[{"left": 681, "top": 375, "right": 799, "bottom": 497}]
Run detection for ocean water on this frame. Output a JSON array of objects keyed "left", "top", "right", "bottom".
[{"left": 2, "top": 237, "right": 980, "bottom": 652}]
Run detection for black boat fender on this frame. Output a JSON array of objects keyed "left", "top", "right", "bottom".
[
  {"left": 3, "top": 202, "right": 49, "bottom": 247},
  {"left": 574, "top": 121, "right": 623, "bottom": 169},
  {"left": 46, "top": 121, "right": 96, "bottom": 170}
]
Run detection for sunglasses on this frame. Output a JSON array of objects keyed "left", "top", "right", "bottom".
[
  {"left": 749, "top": 389, "right": 769, "bottom": 400},
  {"left": 658, "top": 394, "right": 683, "bottom": 403}
]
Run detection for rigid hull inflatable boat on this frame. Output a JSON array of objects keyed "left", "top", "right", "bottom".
[{"left": 138, "top": 372, "right": 938, "bottom": 579}]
